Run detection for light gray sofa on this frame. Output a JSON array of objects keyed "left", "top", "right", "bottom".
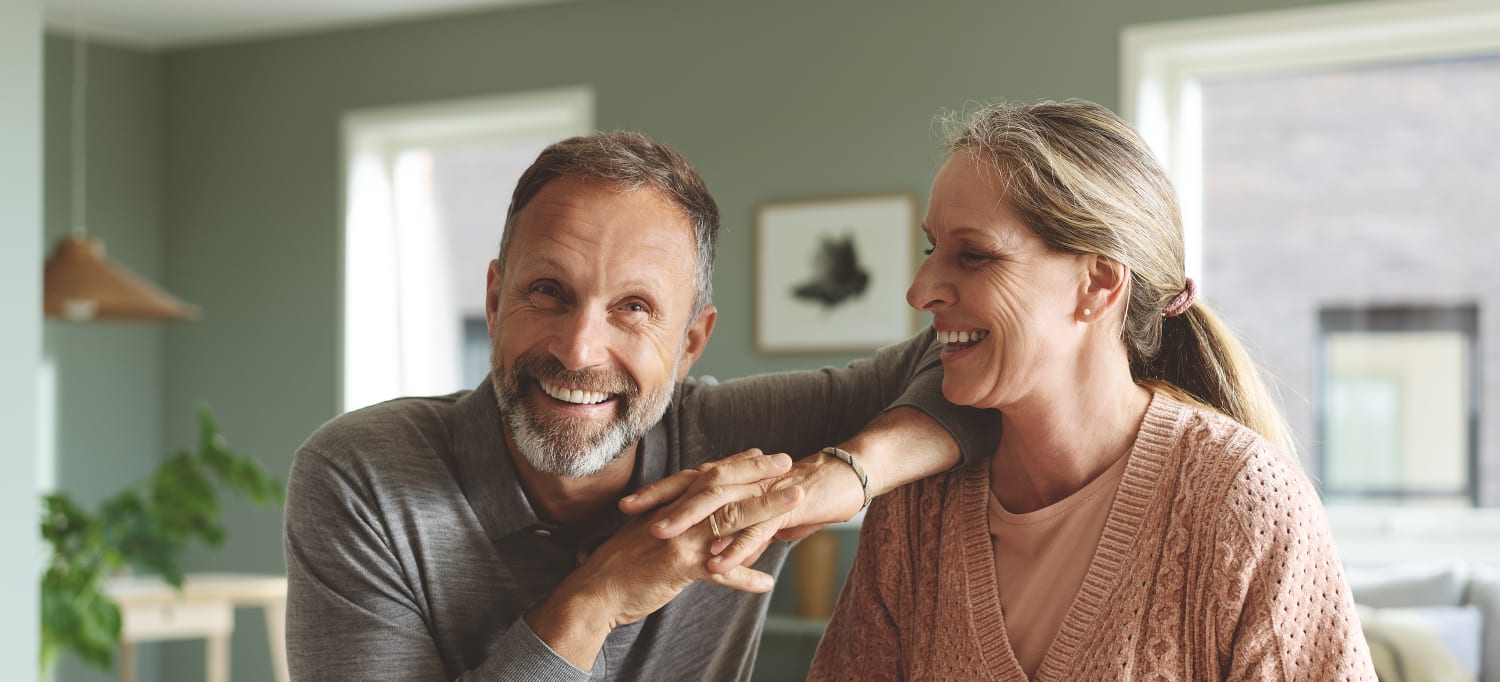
[{"left": 1347, "top": 561, "right": 1500, "bottom": 682}]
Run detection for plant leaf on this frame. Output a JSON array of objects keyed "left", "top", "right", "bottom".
[{"left": 40, "top": 404, "right": 284, "bottom": 673}]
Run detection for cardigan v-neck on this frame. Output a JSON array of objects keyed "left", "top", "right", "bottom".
[
  {"left": 964, "top": 392, "right": 1179, "bottom": 681},
  {"left": 985, "top": 431, "right": 1132, "bottom": 677}
]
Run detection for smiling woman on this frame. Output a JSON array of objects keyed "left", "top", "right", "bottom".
[{"left": 808, "top": 100, "right": 1376, "bottom": 680}]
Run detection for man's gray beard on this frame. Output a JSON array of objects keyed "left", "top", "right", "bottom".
[{"left": 492, "top": 354, "right": 678, "bottom": 479}]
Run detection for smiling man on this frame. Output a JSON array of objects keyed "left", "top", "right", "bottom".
[{"left": 283, "top": 132, "right": 994, "bottom": 681}]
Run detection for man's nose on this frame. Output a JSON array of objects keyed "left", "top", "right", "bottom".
[{"left": 550, "top": 308, "right": 611, "bottom": 371}]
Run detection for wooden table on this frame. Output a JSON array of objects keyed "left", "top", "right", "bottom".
[{"left": 103, "top": 573, "right": 289, "bottom": 682}]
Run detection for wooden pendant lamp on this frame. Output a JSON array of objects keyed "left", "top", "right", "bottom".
[{"left": 43, "top": 32, "right": 198, "bottom": 322}]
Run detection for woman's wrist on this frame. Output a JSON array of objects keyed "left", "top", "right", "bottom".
[
  {"left": 819, "top": 447, "right": 871, "bottom": 513},
  {"left": 783, "top": 449, "right": 866, "bottom": 524}
]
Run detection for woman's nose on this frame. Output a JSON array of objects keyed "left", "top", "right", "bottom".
[{"left": 907, "top": 256, "right": 951, "bottom": 312}]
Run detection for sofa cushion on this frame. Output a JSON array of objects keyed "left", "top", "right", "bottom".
[
  {"left": 1465, "top": 563, "right": 1500, "bottom": 682},
  {"left": 1346, "top": 561, "right": 1469, "bottom": 608},
  {"left": 1357, "top": 604, "right": 1481, "bottom": 682}
]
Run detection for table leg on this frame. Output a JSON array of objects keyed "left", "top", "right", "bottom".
[
  {"left": 207, "top": 633, "right": 230, "bottom": 682},
  {"left": 265, "top": 600, "right": 289, "bottom": 682},
  {"left": 118, "top": 641, "right": 137, "bottom": 682}
]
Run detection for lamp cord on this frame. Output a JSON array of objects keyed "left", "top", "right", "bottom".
[{"left": 71, "top": 31, "right": 87, "bottom": 238}]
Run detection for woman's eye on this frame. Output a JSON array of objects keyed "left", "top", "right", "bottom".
[
  {"left": 960, "top": 251, "right": 991, "bottom": 263},
  {"left": 922, "top": 247, "right": 935, "bottom": 256}
]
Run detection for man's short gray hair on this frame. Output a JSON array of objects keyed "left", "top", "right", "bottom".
[{"left": 498, "top": 131, "right": 719, "bottom": 316}]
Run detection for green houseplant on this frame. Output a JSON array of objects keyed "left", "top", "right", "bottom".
[{"left": 39, "top": 408, "right": 284, "bottom": 674}]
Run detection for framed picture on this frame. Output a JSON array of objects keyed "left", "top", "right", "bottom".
[{"left": 755, "top": 193, "right": 919, "bottom": 354}]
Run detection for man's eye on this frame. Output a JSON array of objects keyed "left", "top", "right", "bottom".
[
  {"left": 527, "top": 283, "right": 566, "bottom": 307},
  {"left": 621, "top": 302, "right": 648, "bottom": 314}
]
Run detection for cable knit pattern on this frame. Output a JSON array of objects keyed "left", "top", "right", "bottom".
[{"left": 808, "top": 392, "right": 1376, "bottom": 681}]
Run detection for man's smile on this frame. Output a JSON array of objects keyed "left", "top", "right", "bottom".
[{"left": 538, "top": 379, "right": 615, "bottom": 406}]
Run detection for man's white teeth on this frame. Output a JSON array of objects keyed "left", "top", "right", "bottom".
[
  {"left": 540, "top": 381, "right": 610, "bottom": 405},
  {"left": 937, "top": 329, "right": 990, "bottom": 344}
]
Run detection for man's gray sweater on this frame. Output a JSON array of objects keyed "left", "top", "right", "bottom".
[{"left": 284, "top": 330, "right": 992, "bottom": 680}]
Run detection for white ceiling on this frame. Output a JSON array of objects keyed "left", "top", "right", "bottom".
[{"left": 44, "top": 0, "right": 574, "bottom": 51}]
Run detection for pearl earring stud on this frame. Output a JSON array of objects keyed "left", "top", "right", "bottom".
[{"left": 1083, "top": 308, "right": 1092, "bottom": 317}]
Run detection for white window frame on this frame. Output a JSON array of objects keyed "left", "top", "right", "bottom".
[
  {"left": 1120, "top": 0, "right": 1500, "bottom": 562},
  {"left": 1121, "top": 0, "right": 1500, "bottom": 290},
  {"left": 339, "top": 87, "right": 593, "bottom": 413}
]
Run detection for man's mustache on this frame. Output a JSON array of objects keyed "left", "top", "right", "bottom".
[{"left": 501, "top": 354, "right": 639, "bottom": 399}]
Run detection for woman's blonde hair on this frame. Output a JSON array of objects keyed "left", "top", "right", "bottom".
[{"left": 945, "top": 100, "right": 1295, "bottom": 454}]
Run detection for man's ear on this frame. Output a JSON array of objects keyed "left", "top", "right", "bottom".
[
  {"left": 485, "top": 259, "right": 502, "bottom": 334},
  {"left": 676, "top": 305, "right": 717, "bottom": 381},
  {"left": 1078, "top": 255, "right": 1129, "bottom": 322}
]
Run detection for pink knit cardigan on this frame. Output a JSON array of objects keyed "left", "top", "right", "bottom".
[{"left": 808, "top": 392, "right": 1377, "bottom": 681}]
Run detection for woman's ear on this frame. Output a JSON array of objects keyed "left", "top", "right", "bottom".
[{"left": 1077, "top": 255, "right": 1129, "bottom": 322}]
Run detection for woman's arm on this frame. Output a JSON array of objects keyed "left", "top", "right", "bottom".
[
  {"left": 1217, "top": 450, "right": 1377, "bottom": 681},
  {"left": 622, "top": 328, "right": 998, "bottom": 564}
]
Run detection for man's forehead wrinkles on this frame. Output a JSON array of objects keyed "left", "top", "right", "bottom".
[{"left": 516, "top": 221, "right": 693, "bottom": 264}]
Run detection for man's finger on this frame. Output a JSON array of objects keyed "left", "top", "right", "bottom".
[
  {"left": 709, "top": 484, "right": 804, "bottom": 539},
  {"left": 619, "top": 469, "right": 698, "bottom": 515},
  {"left": 741, "top": 534, "right": 775, "bottom": 567},
  {"left": 706, "top": 519, "right": 779, "bottom": 574},
  {"left": 705, "top": 566, "right": 776, "bottom": 594},
  {"left": 649, "top": 454, "right": 793, "bottom": 538},
  {"left": 772, "top": 523, "right": 829, "bottom": 543}
]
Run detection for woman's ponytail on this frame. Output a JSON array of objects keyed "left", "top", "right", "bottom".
[{"left": 1143, "top": 301, "right": 1296, "bottom": 456}]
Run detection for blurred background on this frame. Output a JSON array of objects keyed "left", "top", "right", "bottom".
[{"left": 5, "top": 0, "right": 1499, "bottom": 679}]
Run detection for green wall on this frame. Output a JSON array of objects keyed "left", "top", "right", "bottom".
[
  {"left": 44, "top": 38, "right": 167, "bottom": 518},
  {"left": 43, "top": 0, "right": 1375, "bottom": 679},
  {"left": 1, "top": 0, "right": 42, "bottom": 670},
  {"left": 42, "top": 36, "right": 169, "bottom": 682}
]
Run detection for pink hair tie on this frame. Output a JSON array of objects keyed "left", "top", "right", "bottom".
[{"left": 1164, "top": 277, "right": 1196, "bottom": 317}]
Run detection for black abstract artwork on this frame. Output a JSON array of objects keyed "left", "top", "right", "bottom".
[
  {"left": 757, "top": 194, "right": 913, "bottom": 352},
  {"left": 792, "top": 232, "right": 870, "bottom": 308}
]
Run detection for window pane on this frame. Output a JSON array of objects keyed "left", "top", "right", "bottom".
[
  {"left": 1323, "top": 331, "right": 1469, "bottom": 500},
  {"left": 1324, "top": 374, "right": 1400, "bottom": 489}
]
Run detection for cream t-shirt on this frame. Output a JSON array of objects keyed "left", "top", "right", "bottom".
[{"left": 987, "top": 450, "right": 1132, "bottom": 679}]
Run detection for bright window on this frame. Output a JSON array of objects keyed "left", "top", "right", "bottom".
[{"left": 340, "top": 88, "right": 592, "bottom": 412}]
